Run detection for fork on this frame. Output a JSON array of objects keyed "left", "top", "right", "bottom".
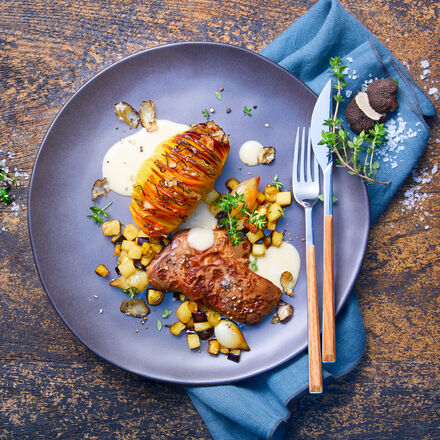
[{"left": 292, "top": 127, "right": 323, "bottom": 394}]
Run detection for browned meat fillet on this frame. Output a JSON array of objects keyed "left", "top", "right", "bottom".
[{"left": 147, "top": 229, "right": 282, "bottom": 325}]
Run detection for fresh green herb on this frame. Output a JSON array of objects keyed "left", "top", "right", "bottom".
[
  {"left": 157, "top": 319, "right": 163, "bottom": 331},
  {"left": 250, "top": 257, "right": 258, "bottom": 272},
  {"left": 277, "top": 208, "right": 285, "bottom": 218},
  {"left": 272, "top": 174, "right": 283, "bottom": 190},
  {"left": 243, "top": 106, "right": 252, "bottom": 116},
  {"left": 164, "top": 324, "right": 172, "bottom": 328},
  {"left": 0, "top": 186, "right": 12, "bottom": 205},
  {"left": 320, "top": 57, "right": 390, "bottom": 185},
  {"left": 317, "top": 194, "right": 338, "bottom": 204},
  {"left": 215, "top": 91, "right": 222, "bottom": 100},
  {"left": 202, "top": 109, "right": 210, "bottom": 120},
  {"left": 247, "top": 210, "right": 267, "bottom": 231},
  {"left": 213, "top": 311, "right": 219, "bottom": 317},
  {"left": 393, "top": 77, "right": 398, "bottom": 84},
  {"left": 87, "top": 201, "right": 112, "bottom": 226},
  {"left": 212, "top": 193, "right": 248, "bottom": 246},
  {"left": 122, "top": 286, "right": 138, "bottom": 299},
  {"left": 162, "top": 308, "right": 172, "bottom": 318}
]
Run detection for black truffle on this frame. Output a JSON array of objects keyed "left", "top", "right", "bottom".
[{"left": 367, "top": 78, "right": 399, "bottom": 113}]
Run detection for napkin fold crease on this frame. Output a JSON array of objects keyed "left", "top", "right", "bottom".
[{"left": 185, "top": 1, "right": 436, "bottom": 438}]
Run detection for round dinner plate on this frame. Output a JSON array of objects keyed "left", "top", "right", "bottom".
[{"left": 28, "top": 42, "right": 369, "bottom": 385}]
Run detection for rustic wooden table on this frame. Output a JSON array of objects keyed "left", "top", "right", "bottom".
[{"left": 1, "top": 0, "right": 439, "bottom": 438}]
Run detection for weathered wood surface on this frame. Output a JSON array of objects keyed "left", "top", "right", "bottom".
[{"left": 1, "top": 0, "right": 439, "bottom": 438}]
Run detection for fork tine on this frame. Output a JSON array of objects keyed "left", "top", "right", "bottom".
[
  {"left": 293, "top": 127, "right": 299, "bottom": 183},
  {"left": 300, "top": 127, "right": 306, "bottom": 183},
  {"left": 306, "top": 128, "right": 312, "bottom": 182}
]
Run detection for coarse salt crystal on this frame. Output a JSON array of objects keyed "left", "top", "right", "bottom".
[
  {"left": 346, "top": 56, "right": 353, "bottom": 63},
  {"left": 420, "top": 60, "right": 429, "bottom": 68},
  {"left": 428, "top": 87, "right": 438, "bottom": 95},
  {"left": 345, "top": 90, "right": 352, "bottom": 98}
]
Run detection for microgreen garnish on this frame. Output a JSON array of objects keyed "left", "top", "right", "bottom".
[
  {"left": 213, "top": 193, "right": 247, "bottom": 246},
  {"left": 247, "top": 210, "right": 267, "bottom": 231},
  {"left": 278, "top": 208, "right": 285, "bottom": 218},
  {"left": 0, "top": 186, "right": 12, "bottom": 205},
  {"left": 202, "top": 109, "right": 210, "bottom": 120},
  {"left": 321, "top": 57, "right": 390, "bottom": 185},
  {"left": 122, "top": 286, "right": 138, "bottom": 299},
  {"left": 162, "top": 308, "right": 172, "bottom": 318},
  {"left": 250, "top": 257, "right": 258, "bottom": 272},
  {"left": 317, "top": 194, "right": 338, "bottom": 204},
  {"left": 215, "top": 91, "right": 222, "bottom": 100},
  {"left": 272, "top": 174, "right": 283, "bottom": 190},
  {"left": 243, "top": 106, "right": 252, "bottom": 116},
  {"left": 87, "top": 201, "right": 112, "bottom": 226},
  {"left": 157, "top": 319, "right": 163, "bottom": 331}
]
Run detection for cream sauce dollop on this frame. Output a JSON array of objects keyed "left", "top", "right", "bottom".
[
  {"left": 239, "top": 140, "right": 264, "bottom": 166},
  {"left": 254, "top": 242, "right": 301, "bottom": 291},
  {"left": 102, "top": 119, "right": 189, "bottom": 196}
]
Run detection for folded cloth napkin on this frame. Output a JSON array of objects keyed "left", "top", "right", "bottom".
[{"left": 186, "top": 0, "right": 436, "bottom": 438}]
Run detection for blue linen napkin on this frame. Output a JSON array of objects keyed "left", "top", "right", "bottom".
[{"left": 186, "top": 1, "right": 436, "bottom": 438}]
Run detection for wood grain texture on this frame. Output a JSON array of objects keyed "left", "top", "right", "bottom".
[
  {"left": 322, "top": 214, "right": 335, "bottom": 363},
  {"left": 307, "top": 245, "right": 323, "bottom": 393},
  {"left": 0, "top": 0, "right": 439, "bottom": 439}
]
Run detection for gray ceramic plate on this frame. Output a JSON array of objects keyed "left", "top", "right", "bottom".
[{"left": 28, "top": 42, "right": 369, "bottom": 385}]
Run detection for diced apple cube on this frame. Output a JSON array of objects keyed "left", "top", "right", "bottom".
[
  {"left": 275, "top": 191, "right": 292, "bottom": 206},
  {"left": 272, "top": 231, "right": 284, "bottom": 247},
  {"left": 118, "top": 259, "right": 136, "bottom": 279},
  {"left": 95, "top": 264, "right": 109, "bottom": 277},
  {"left": 268, "top": 203, "right": 284, "bottom": 222},
  {"left": 186, "top": 333, "right": 200, "bottom": 350},
  {"left": 102, "top": 219, "right": 120, "bottom": 236},
  {"left": 127, "top": 245, "right": 142, "bottom": 259},
  {"left": 169, "top": 321, "right": 186, "bottom": 336},
  {"left": 123, "top": 224, "right": 139, "bottom": 241},
  {"left": 252, "top": 243, "right": 266, "bottom": 257}
]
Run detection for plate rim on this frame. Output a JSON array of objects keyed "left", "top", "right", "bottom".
[{"left": 28, "top": 41, "right": 370, "bottom": 385}]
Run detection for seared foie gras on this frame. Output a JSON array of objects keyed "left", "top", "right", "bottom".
[{"left": 147, "top": 230, "right": 282, "bottom": 325}]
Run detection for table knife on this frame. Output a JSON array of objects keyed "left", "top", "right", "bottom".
[{"left": 310, "top": 79, "right": 335, "bottom": 363}]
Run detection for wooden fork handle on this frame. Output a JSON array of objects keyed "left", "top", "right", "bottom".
[
  {"left": 323, "top": 214, "right": 336, "bottom": 362},
  {"left": 306, "top": 245, "right": 323, "bottom": 393}
]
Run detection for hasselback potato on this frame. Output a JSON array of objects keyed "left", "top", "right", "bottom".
[{"left": 130, "top": 121, "right": 230, "bottom": 236}]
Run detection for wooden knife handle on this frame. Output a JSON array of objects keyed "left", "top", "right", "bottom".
[
  {"left": 322, "top": 214, "right": 336, "bottom": 362},
  {"left": 307, "top": 245, "right": 323, "bottom": 393}
]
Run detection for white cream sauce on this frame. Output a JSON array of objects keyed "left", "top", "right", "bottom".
[
  {"left": 239, "top": 140, "right": 264, "bottom": 166},
  {"left": 254, "top": 242, "right": 301, "bottom": 291},
  {"left": 178, "top": 201, "right": 217, "bottom": 252},
  {"left": 187, "top": 227, "right": 215, "bottom": 251},
  {"left": 102, "top": 119, "right": 189, "bottom": 196}
]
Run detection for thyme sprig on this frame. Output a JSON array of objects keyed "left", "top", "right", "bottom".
[
  {"left": 213, "top": 193, "right": 267, "bottom": 246},
  {"left": 0, "top": 168, "right": 18, "bottom": 205},
  {"left": 87, "top": 201, "right": 112, "bottom": 225},
  {"left": 122, "top": 286, "right": 138, "bottom": 299},
  {"left": 320, "top": 57, "right": 391, "bottom": 185}
]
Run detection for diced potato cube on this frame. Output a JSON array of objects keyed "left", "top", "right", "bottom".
[
  {"left": 95, "top": 264, "right": 109, "bottom": 277},
  {"left": 111, "top": 234, "right": 123, "bottom": 244},
  {"left": 127, "top": 245, "right": 142, "bottom": 259},
  {"left": 208, "top": 339, "right": 220, "bottom": 355},
  {"left": 109, "top": 275, "right": 129, "bottom": 290},
  {"left": 252, "top": 243, "right": 266, "bottom": 257},
  {"left": 194, "top": 321, "right": 212, "bottom": 332},
  {"left": 186, "top": 333, "right": 201, "bottom": 350},
  {"left": 117, "top": 254, "right": 130, "bottom": 265},
  {"left": 169, "top": 321, "right": 186, "bottom": 336},
  {"left": 137, "top": 230, "right": 148, "bottom": 238},
  {"left": 246, "top": 229, "right": 264, "bottom": 244},
  {"left": 264, "top": 185, "right": 279, "bottom": 202},
  {"left": 151, "top": 244, "right": 163, "bottom": 254},
  {"left": 219, "top": 345, "right": 230, "bottom": 355},
  {"left": 225, "top": 177, "right": 240, "bottom": 192},
  {"left": 268, "top": 203, "right": 284, "bottom": 222},
  {"left": 147, "top": 289, "right": 164, "bottom": 305},
  {"left": 149, "top": 237, "right": 161, "bottom": 244},
  {"left": 118, "top": 259, "right": 136, "bottom": 279},
  {"left": 140, "top": 242, "right": 152, "bottom": 256},
  {"left": 207, "top": 310, "right": 221, "bottom": 327},
  {"left": 204, "top": 188, "right": 220, "bottom": 205},
  {"left": 113, "top": 244, "right": 121, "bottom": 257},
  {"left": 126, "top": 270, "right": 149, "bottom": 292},
  {"left": 257, "top": 205, "right": 268, "bottom": 217},
  {"left": 176, "top": 301, "right": 198, "bottom": 324},
  {"left": 209, "top": 203, "right": 222, "bottom": 216},
  {"left": 141, "top": 254, "right": 155, "bottom": 267},
  {"left": 121, "top": 240, "right": 135, "bottom": 251},
  {"left": 256, "top": 191, "right": 266, "bottom": 204},
  {"left": 272, "top": 231, "right": 284, "bottom": 247},
  {"left": 266, "top": 220, "right": 277, "bottom": 231},
  {"left": 102, "top": 219, "right": 120, "bottom": 236},
  {"left": 123, "top": 224, "right": 139, "bottom": 241},
  {"left": 276, "top": 191, "right": 292, "bottom": 206}
]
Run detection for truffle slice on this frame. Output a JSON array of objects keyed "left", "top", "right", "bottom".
[
  {"left": 346, "top": 98, "right": 377, "bottom": 134},
  {"left": 366, "top": 78, "right": 399, "bottom": 113}
]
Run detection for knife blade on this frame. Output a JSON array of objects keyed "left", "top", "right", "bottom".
[{"left": 310, "top": 79, "right": 336, "bottom": 363}]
